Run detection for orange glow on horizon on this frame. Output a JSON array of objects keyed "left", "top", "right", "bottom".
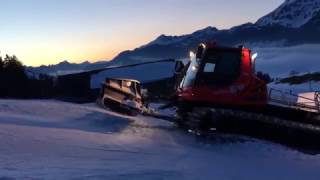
[
  {"left": 1, "top": 32, "right": 156, "bottom": 67},
  {"left": 0, "top": 0, "right": 284, "bottom": 67}
]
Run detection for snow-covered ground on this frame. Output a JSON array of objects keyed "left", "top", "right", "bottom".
[{"left": 0, "top": 100, "right": 320, "bottom": 179}]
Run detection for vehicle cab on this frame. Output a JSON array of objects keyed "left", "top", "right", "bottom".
[{"left": 177, "top": 43, "right": 267, "bottom": 107}]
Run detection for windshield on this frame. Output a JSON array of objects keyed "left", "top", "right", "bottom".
[
  {"left": 180, "top": 55, "right": 200, "bottom": 88},
  {"left": 180, "top": 49, "right": 241, "bottom": 88},
  {"left": 200, "top": 50, "right": 241, "bottom": 85}
]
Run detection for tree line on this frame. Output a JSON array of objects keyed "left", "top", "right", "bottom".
[{"left": 0, "top": 54, "right": 54, "bottom": 98}]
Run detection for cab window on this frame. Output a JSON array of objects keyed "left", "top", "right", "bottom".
[{"left": 200, "top": 50, "right": 241, "bottom": 85}]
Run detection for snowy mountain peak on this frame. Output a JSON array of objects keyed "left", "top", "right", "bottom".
[
  {"left": 191, "top": 26, "right": 218, "bottom": 36},
  {"left": 58, "top": 60, "right": 71, "bottom": 65},
  {"left": 150, "top": 34, "right": 183, "bottom": 46},
  {"left": 256, "top": 0, "right": 320, "bottom": 28},
  {"left": 147, "top": 26, "right": 218, "bottom": 46}
]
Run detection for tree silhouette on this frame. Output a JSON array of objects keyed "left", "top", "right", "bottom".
[
  {"left": 0, "top": 56, "right": 3, "bottom": 95},
  {"left": 3, "top": 55, "right": 26, "bottom": 78},
  {"left": 0, "top": 53, "right": 55, "bottom": 98},
  {"left": 0, "top": 56, "right": 3, "bottom": 70},
  {"left": 0, "top": 54, "right": 28, "bottom": 97}
]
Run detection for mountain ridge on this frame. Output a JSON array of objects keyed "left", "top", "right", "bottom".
[
  {"left": 110, "top": 0, "right": 320, "bottom": 65},
  {"left": 256, "top": 0, "right": 320, "bottom": 28},
  {"left": 27, "top": 60, "right": 110, "bottom": 76}
]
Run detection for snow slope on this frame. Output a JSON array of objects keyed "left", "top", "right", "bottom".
[
  {"left": 90, "top": 61, "right": 175, "bottom": 89},
  {"left": 256, "top": 0, "right": 320, "bottom": 28},
  {"left": 0, "top": 100, "right": 320, "bottom": 179}
]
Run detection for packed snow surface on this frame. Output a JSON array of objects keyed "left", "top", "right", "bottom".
[{"left": 0, "top": 100, "right": 320, "bottom": 179}]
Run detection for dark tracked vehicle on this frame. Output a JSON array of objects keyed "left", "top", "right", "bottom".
[{"left": 97, "top": 78, "right": 144, "bottom": 115}]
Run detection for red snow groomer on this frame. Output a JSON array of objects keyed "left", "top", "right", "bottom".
[
  {"left": 177, "top": 43, "right": 267, "bottom": 108},
  {"left": 174, "top": 43, "right": 320, "bottom": 147}
]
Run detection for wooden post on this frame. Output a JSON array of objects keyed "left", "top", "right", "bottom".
[{"left": 315, "top": 92, "right": 320, "bottom": 112}]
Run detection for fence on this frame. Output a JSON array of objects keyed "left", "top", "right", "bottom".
[{"left": 268, "top": 88, "right": 320, "bottom": 113}]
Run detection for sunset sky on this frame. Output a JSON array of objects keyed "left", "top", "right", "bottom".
[{"left": 0, "top": 0, "right": 283, "bottom": 66}]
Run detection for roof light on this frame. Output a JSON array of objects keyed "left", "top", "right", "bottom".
[
  {"left": 189, "top": 51, "right": 196, "bottom": 59},
  {"left": 252, "top": 53, "right": 258, "bottom": 60},
  {"left": 126, "top": 81, "right": 132, "bottom": 87},
  {"left": 200, "top": 43, "right": 206, "bottom": 49}
]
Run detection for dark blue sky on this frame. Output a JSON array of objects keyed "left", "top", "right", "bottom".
[{"left": 0, "top": 0, "right": 283, "bottom": 66}]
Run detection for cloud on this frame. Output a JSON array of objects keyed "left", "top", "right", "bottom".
[{"left": 254, "top": 44, "right": 320, "bottom": 78}]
